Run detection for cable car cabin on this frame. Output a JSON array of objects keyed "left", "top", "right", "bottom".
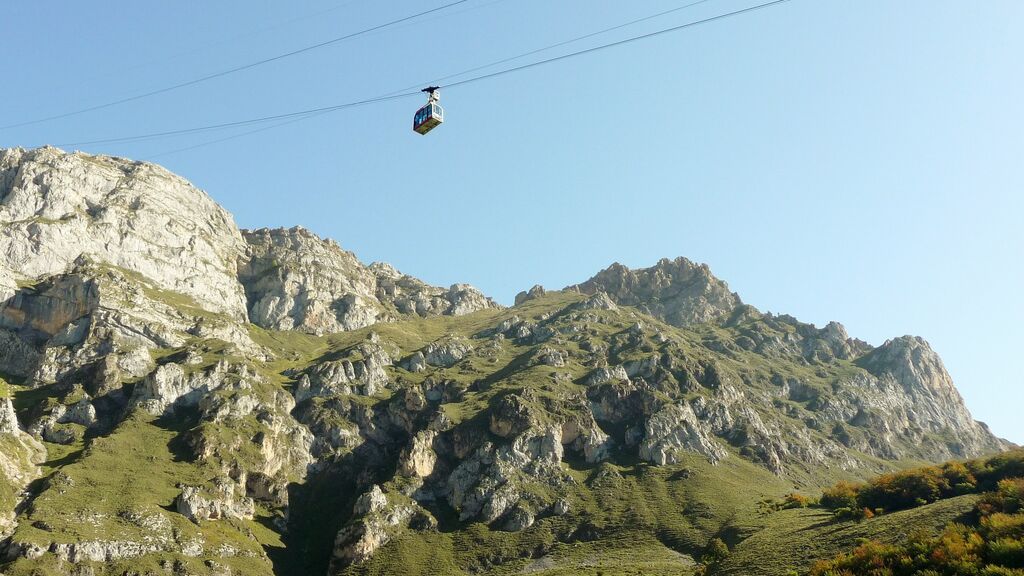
[{"left": 413, "top": 102, "right": 443, "bottom": 135}]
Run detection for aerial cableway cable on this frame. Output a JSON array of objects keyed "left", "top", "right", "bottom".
[
  {"left": 443, "top": 0, "right": 792, "bottom": 90},
  {"left": 56, "top": 0, "right": 795, "bottom": 148},
  {"left": 143, "top": 116, "right": 315, "bottom": 160},
  {"left": 116, "top": 0, "right": 368, "bottom": 77},
  {"left": 57, "top": 92, "right": 420, "bottom": 147},
  {"left": 389, "top": 0, "right": 718, "bottom": 96},
  {"left": 0, "top": 0, "right": 472, "bottom": 131},
  {"left": 144, "top": 0, "right": 723, "bottom": 157}
]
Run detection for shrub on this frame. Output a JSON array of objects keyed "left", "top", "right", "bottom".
[
  {"left": 811, "top": 455, "right": 1024, "bottom": 574},
  {"left": 980, "top": 566, "right": 1024, "bottom": 575},
  {"left": 997, "top": 478, "right": 1024, "bottom": 510},
  {"left": 856, "top": 466, "right": 950, "bottom": 512},
  {"left": 702, "top": 537, "right": 730, "bottom": 565},
  {"left": 820, "top": 481, "right": 859, "bottom": 511},
  {"left": 783, "top": 492, "right": 812, "bottom": 509},
  {"left": 988, "top": 538, "right": 1024, "bottom": 568},
  {"left": 832, "top": 507, "right": 868, "bottom": 521},
  {"left": 811, "top": 475, "right": 1024, "bottom": 575},
  {"left": 818, "top": 452, "right": 1024, "bottom": 519},
  {"left": 980, "top": 478, "right": 1024, "bottom": 517},
  {"left": 982, "top": 512, "right": 1024, "bottom": 539},
  {"left": 943, "top": 461, "right": 978, "bottom": 493},
  {"left": 972, "top": 451, "right": 1024, "bottom": 490}
]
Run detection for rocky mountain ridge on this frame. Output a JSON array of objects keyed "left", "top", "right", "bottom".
[
  {"left": 566, "top": 257, "right": 743, "bottom": 328},
  {"left": 0, "top": 147, "right": 1011, "bottom": 576},
  {"left": 241, "top": 226, "right": 497, "bottom": 335},
  {"left": 1, "top": 147, "right": 498, "bottom": 333}
]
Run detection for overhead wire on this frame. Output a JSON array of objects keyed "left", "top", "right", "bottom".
[
  {"left": 138, "top": 0, "right": 517, "bottom": 159},
  {"left": 388, "top": 0, "right": 717, "bottom": 96},
  {"left": 442, "top": 0, "right": 792, "bottom": 90},
  {"left": 95, "top": 0, "right": 367, "bottom": 82},
  {"left": 139, "top": 0, "right": 717, "bottom": 158},
  {"left": 56, "top": 92, "right": 419, "bottom": 147},
  {"left": 0, "top": 0, "right": 472, "bottom": 131},
  {"left": 142, "top": 114, "right": 325, "bottom": 161},
  {"left": 369, "top": 0, "right": 513, "bottom": 35},
  {"left": 140, "top": 0, "right": 714, "bottom": 158},
  {"left": 56, "top": 0, "right": 794, "bottom": 149}
]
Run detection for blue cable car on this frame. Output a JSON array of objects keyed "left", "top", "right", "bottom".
[{"left": 413, "top": 87, "right": 443, "bottom": 135}]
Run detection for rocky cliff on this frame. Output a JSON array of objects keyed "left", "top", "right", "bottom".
[
  {"left": 240, "top": 226, "right": 498, "bottom": 335},
  {"left": 567, "top": 257, "right": 743, "bottom": 327},
  {"left": 0, "top": 146, "right": 249, "bottom": 320},
  {"left": 0, "top": 147, "right": 1011, "bottom": 576}
]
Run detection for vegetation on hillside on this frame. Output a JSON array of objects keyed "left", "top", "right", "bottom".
[
  {"left": 817, "top": 451, "right": 1024, "bottom": 518},
  {"left": 810, "top": 450, "right": 1024, "bottom": 576},
  {"left": 1, "top": 278, "right": 1017, "bottom": 576}
]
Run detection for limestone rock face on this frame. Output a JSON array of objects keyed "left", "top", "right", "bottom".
[
  {"left": 445, "top": 426, "right": 568, "bottom": 524},
  {"left": 330, "top": 486, "right": 423, "bottom": 569},
  {"left": 176, "top": 483, "right": 255, "bottom": 524},
  {"left": 0, "top": 146, "right": 1015, "bottom": 574},
  {"left": 398, "top": 431, "right": 438, "bottom": 478},
  {"left": 0, "top": 147, "right": 249, "bottom": 320},
  {"left": 0, "top": 264, "right": 15, "bottom": 302},
  {"left": 131, "top": 361, "right": 246, "bottom": 416},
  {"left": 640, "top": 404, "right": 728, "bottom": 465},
  {"left": 501, "top": 504, "right": 535, "bottom": 532},
  {"left": 0, "top": 261, "right": 262, "bottom": 396},
  {"left": 852, "top": 336, "right": 1008, "bottom": 458},
  {"left": 240, "top": 227, "right": 498, "bottom": 335},
  {"left": 295, "top": 342, "right": 393, "bottom": 402},
  {"left": 0, "top": 397, "right": 45, "bottom": 539},
  {"left": 0, "top": 397, "right": 21, "bottom": 435},
  {"left": 421, "top": 336, "right": 473, "bottom": 368},
  {"left": 568, "top": 257, "right": 741, "bottom": 327},
  {"left": 514, "top": 284, "right": 546, "bottom": 305},
  {"left": 239, "top": 227, "right": 381, "bottom": 333},
  {"left": 352, "top": 485, "right": 388, "bottom": 516}
]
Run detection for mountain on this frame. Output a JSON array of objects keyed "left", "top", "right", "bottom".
[
  {"left": 566, "top": 258, "right": 742, "bottom": 328},
  {"left": 0, "top": 147, "right": 1011, "bottom": 576}
]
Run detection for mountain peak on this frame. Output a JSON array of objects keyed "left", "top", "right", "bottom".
[
  {"left": 240, "top": 226, "right": 499, "bottom": 334},
  {"left": 0, "top": 148, "right": 1012, "bottom": 575},
  {"left": 1, "top": 146, "right": 249, "bottom": 320},
  {"left": 0, "top": 147, "right": 498, "bottom": 337},
  {"left": 857, "top": 335, "right": 1011, "bottom": 455},
  {"left": 566, "top": 256, "right": 742, "bottom": 327}
]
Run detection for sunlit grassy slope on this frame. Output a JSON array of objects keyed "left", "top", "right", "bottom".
[{"left": 1, "top": 290, "right": 1009, "bottom": 576}]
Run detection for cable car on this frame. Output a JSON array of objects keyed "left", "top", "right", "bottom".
[{"left": 413, "top": 87, "right": 443, "bottom": 135}]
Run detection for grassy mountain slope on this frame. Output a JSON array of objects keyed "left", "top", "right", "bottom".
[{"left": 0, "top": 283, "right": 1012, "bottom": 576}]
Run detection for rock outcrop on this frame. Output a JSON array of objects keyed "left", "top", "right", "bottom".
[
  {"left": 0, "top": 146, "right": 1012, "bottom": 576},
  {"left": 240, "top": 226, "right": 498, "bottom": 335},
  {"left": 852, "top": 336, "right": 1005, "bottom": 458},
  {"left": 639, "top": 404, "right": 728, "bottom": 465},
  {"left": 567, "top": 257, "right": 742, "bottom": 327},
  {"left": 329, "top": 486, "right": 426, "bottom": 570},
  {"left": 0, "top": 146, "right": 249, "bottom": 320},
  {"left": 0, "top": 397, "right": 45, "bottom": 539},
  {"left": 176, "top": 483, "right": 255, "bottom": 524}
]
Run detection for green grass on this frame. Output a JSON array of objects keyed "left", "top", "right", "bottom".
[
  {"left": 283, "top": 290, "right": 938, "bottom": 576},
  {"left": 0, "top": 434, "right": 35, "bottom": 520},
  {"left": 4, "top": 411, "right": 275, "bottom": 576},
  {"left": 716, "top": 494, "right": 980, "bottom": 576},
  {"left": 1, "top": 288, "right": 996, "bottom": 576},
  {"left": 338, "top": 454, "right": 800, "bottom": 576},
  {"left": 352, "top": 529, "right": 699, "bottom": 576}
]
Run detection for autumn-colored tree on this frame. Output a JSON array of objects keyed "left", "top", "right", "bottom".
[{"left": 820, "top": 481, "right": 859, "bottom": 511}]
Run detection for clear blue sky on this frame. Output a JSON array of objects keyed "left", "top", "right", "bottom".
[{"left": 3, "top": 1, "right": 1021, "bottom": 443}]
